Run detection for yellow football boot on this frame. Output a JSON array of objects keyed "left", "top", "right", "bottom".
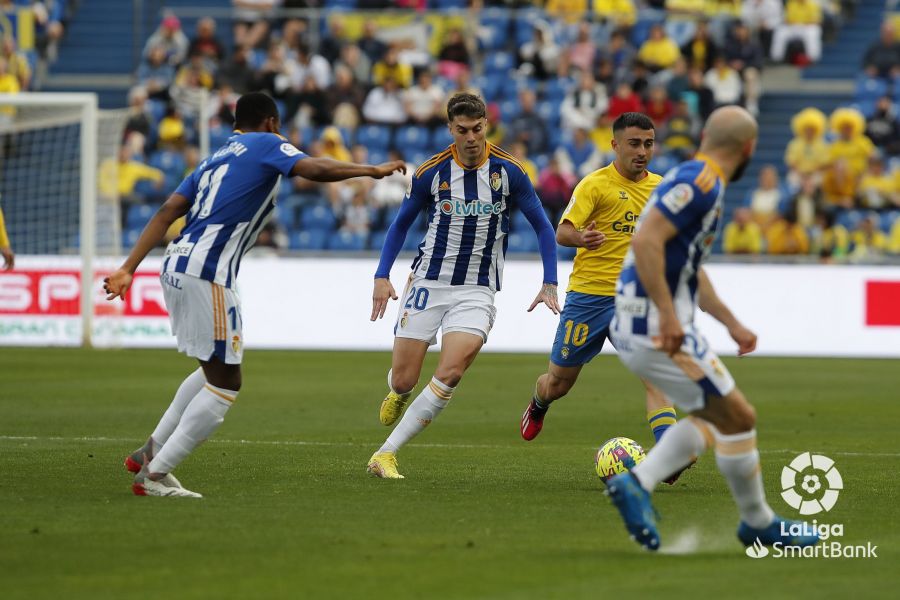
[
  {"left": 367, "top": 452, "right": 404, "bottom": 479},
  {"left": 379, "top": 390, "right": 411, "bottom": 426}
]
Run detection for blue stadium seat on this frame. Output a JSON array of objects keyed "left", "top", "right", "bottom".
[
  {"left": 536, "top": 100, "right": 561, "bottom": 127},
  {"left": 483, "top": 51, "right": 514, "bottom": 75},
  {"left": 855, "top": 76, "right": 889, "bottom": 103},
  {"left": 510, "top": 209, "right": 531, "bottom": 232},
  {"left": 473, "top": 74, "right": 503, "bottom": 102},
  {"left": 403, "top": 233, "right": 424, "bottom": 251},
  {"left": 300, "top": 205, "right": 338, "bottom": 232},
  {"left": 648, "top": 154, "right": 677, "bottom": 175},
  {"left": 533, "top": 153, "right": 550, "bottom": 172},
  {"left": 126, "top": 204, "right": 158, "bottom": 229},
  {"left": 409, "top": 151, "right": 432, "bottom": 168},
  {"left": 836, "top": 209, "right": 864, "bottom": 231},
  {"left": 289, "top": 230, "right": 328, "bottom": 251},
  {"left": 395, "top": 126, "right": 431, "bottom": 151},
  {"left": 542, "top": 78, "right": 572, "bottom": 102},
  {"left": 209, "top": 124, "right": 233, "bottom": 150},
  {"left": 123, "top": 228, "right": 142, "bottom": 249},
  {"left": 506, "top": 232, "right": 538, "bottom": 253},
  {"left": 631, "top": 16, "right": 665, "bottom": 47},
  {"left": 479, "top": 10, "right": 510, "bottom": 51},
  {"left": 327, "top": 231, "right": 367, "bottom": 251},
  {"left": 514, "top": 8, "right": 545, "bottom": 47},
  {"left": 431, "top": 127, "right": 453, "bottom": 149},
  {"left": 557, "top": 245, "right": 577, "bottom": 261},
  {"left": 499, "top": 99, "right": 521, "bottom": 122},
  {"left": 367, "top": 148, "right": 389, "bottom": 165},
  {"left": 149, "top": 150, "right": 187, "bottom": 188},
  {"left": 356, "top": 125, "right": 392, "bottom": 151},
  {"left": 369, "top": 229, "right": 388, "bottom": 251},
  {"left": 881, "top": 211, "right": 900, "bottom": 233},
  {"left": 664, "top": 20, "right": 697, "bottom": 46}
]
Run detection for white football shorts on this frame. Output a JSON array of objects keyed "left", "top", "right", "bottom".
[
  {"left": 610, "top": 321, "right": 735, "bottom": 412},
  {"left": 161, "top": 272, "right": 243, "bottom": 364},
  {"left": 393, "top": 274, "right": 497, "bottom": 345}
]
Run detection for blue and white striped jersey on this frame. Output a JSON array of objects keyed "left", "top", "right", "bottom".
[
  {"left": 375, "top": 143, "right": 555, "bottom": 292},
  {"left": 162, "top": 131, "right": 306, "bottom": 288},
  {"left": 614, "top": 154, "right": 726, "bottom": 335}
]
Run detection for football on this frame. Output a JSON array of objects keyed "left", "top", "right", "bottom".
[{"left": 595, "top": 436, "right": 646, "bottom": 483}]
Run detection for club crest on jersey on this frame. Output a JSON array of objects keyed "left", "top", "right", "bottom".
[
  {"left": 439, "top": 199, "right": 502, "bottom": 216},
  {"left": 439, "top": 181, "right": 450, "bottom": 191},
  {"left": 619, "top": 191, "right": 628, "bottom": 200},
  {"left": 490, "top": 172, "right": 502, "bottom": 191},
  {"left": 400, "top": 311, "right": 409, "bottom": 328},
  {"left": 232, "top": 335, "right": 241, "bottom": 353}
]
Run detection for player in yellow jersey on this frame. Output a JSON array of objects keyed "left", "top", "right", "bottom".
[
  {"left": 0, "top": 199, "right": 14, "bottom": 270},
  {"left": 520, "top": 113, "right": 683, "bottom": 479}
]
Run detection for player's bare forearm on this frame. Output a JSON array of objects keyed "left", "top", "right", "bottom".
[
  {"left": 632, "top": 234, "right": 677, "bottom": 318},
  {"left": 556, "top": 221, "right": 582, "bottom": 247},
  {"left": 121, "top": 194, "right": 189, "bottom": 273},
  {"left": 697, "top": 268, "right": 739, "bottom": 329},
  {"left": 292, "top": 158, "right": 405, "bottom": 182}
]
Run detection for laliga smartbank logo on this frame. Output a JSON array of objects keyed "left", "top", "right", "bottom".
[{"left": 744, "top": 453, "right": 878, "bottom": 559}]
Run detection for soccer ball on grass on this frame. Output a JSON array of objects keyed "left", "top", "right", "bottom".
[{"left": 595, "top": 436, "right": 645, "bottom": 483}]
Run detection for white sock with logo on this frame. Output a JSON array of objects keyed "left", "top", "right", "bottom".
[
  {"left": 632, "top": 417, "right": 710, "bottom": 492},
  {"left": 150, "top": 368, "right": 207, "bottom": 454},
  {"left": 148, "top": 384, "right": 236, "bottom": 474},
  {"left": 714, "top": 429, "right": 775, "bottom": 529},
  {"left": 379, "top": 376, "right": 454, "bottom": 454}
]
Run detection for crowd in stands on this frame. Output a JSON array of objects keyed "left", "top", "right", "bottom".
[
  {"left": 724, "top": 13, "right": 900, "bottom": 261},
  {"left": 107, "top": 0, "right": 868, "bottom": 256}
]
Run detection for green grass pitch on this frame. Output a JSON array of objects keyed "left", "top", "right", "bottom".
[{"left": 1, "top": 348, "right": 898, "bottom": 598}]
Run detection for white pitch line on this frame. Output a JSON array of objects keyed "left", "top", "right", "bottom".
[{"left": 1, "top": 435, "right": 899, "bottom": 457}]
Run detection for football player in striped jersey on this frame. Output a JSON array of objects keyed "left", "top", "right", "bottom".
[
  {"left": 366, "top": 93, "right": 560, "bottom": 479},
  {"left": 104, "top": 92, "right": 405, "bottom": 497}
]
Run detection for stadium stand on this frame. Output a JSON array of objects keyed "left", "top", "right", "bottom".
[{"left": 23, "top": 0, "right": 900, "bottom": 260}]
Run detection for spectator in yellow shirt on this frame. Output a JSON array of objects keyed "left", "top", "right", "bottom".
[
  {"left": 767, "top": 209, "right": 810, "bottom": 255},
  {"left": 638, "top": 24, "right": 682, "bottom": 72},
  {"left": 594, "top": 0, "right": 636, "bottom": 27},
  {"left": 0, "top": 56, "right": 20, "bottom": 124},
  {"left": 372, "top": 46, "right": 413, "bottom": 89},
  {"left": 510, "top": 141, "right": 539, "bottom": 186},
  {"left": 546, "top": 0, "right": 588, "bottom": 24},
  {"left": 811, "top": 210, "right": 850, "bottom": 259},
  {"left": 821, "top": 158, "right": 858, "bottom": 209},
  {"left": 785, "top": 107, "right": 829, "bottom": 187},
  {"left": 850, "top": 213, "right": 889, "bottom": 259},
  {"left": 0, "top": 200, "right": 13, "bottom": 270},
  {"left": 828, "top": 107, "right": 875, "bottom": 179},
  {"left": 723, "top": 207, "right": 764, "bottom": 254},
  {"left": 889, "top": 216, "right": 900, "bottom": 254},
  {"left": 771, "top": 0, "right": 823, "bottom": 63},
  {"left": 858, "top": 156, "right": 899, "bottom": 209},
  {"left": 99, "top": 146, "right": 165, "bottom": 204}
]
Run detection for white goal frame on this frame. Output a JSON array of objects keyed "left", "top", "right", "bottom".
[{"left": 0, "top": 92, "right": 98, "bottom": 346}]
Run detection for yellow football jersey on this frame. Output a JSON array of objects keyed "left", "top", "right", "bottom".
[{"left": 560, "top": 163, "right": 662, "bottom": 296}]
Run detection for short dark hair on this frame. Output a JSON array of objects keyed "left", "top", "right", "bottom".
[
  {"left": 234, "top": 92, "right": 279, "bottom": 130},
  {"left": 447, "top": 93, "right": 486, "bottom": 122},
  {"left": 613, "top": 112, "right": 655, "bottom": 133}
]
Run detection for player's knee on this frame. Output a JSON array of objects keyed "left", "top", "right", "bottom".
[
  {"left": 434, "top": 367, "right": 463, "bottom": 388},
  {"left": 390, "top": 372, "right": 417, "bottom": 395}
]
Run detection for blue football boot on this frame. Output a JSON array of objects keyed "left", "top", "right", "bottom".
[
  {"left": 605, "top": 472, "right": 661, "bottom": 551},
  {"left": 737, "top": 516, "right": 821, "bottom": 548}
]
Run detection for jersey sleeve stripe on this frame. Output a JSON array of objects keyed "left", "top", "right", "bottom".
[
  {"left": 488, "top": 147, "right": 527, "bottom": 175},
  {"left": 415, "top": 149, "right": 452, "bottom": 177}
]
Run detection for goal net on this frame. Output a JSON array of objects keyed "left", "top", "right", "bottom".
[{"left": 0, "top": 93, "right": 126, "bottom": 346}]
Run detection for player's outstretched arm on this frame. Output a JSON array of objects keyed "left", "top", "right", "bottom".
[
  {"left": 516, "top": 178, "right": 559, "bottom": 313},
  {"left": 632, "top": 207, "right": 683, "bottom": 355},
  {"left": 697, "top": 268, "right": 757, "bottom": 355},
  {"left": 291, "top": 157, "right": 406, "bottom": 182},
  {"left": 556, "top": 220, "right": 606, "bottom": 250},
  {"left": 104, "top": 193, "right": 190, "bottom": 301}
]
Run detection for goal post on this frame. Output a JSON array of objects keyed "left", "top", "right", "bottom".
[{"left": 0, "top": 92, "right": 125, "bottom": 347}]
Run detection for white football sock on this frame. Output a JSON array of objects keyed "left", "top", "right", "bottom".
[
  {"left": 632, "top": 417, "right": 711, "bottom": 492},
  {"left": 714, "top": 429, "right": 775, "bottom": 529},
  {"left": 150, "top": 368, "right": 206, "bottom": 454},
  {"left": 379, "top": 376, "right": 454, "bottom": 454},
  {"left": 148, "top": 383, "right": 236, "bottom": 474}
]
